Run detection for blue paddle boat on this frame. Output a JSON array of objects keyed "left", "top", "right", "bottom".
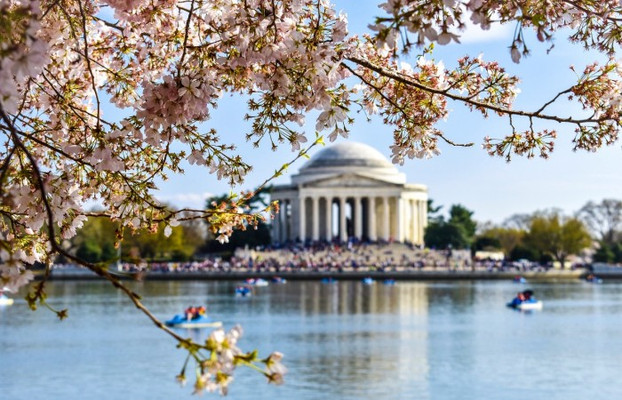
[
  {"left": 246, "top": 278, "right": 269, "bottom": 287},
  {"left": 235, "top": 285, "right": 252, "bottom": 297},
  {"left": 507, "top": 290, "right": 543, "bottom": 310},
  {"left": 585, "top": 274, "right": 603, "bottom": 284},
  {"left": 165, "top": 313, "right": 222, "bottom": 329}
]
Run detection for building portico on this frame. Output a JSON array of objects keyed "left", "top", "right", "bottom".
[{"left": 271, "top": 142, "right": 428, "bottom": 245}]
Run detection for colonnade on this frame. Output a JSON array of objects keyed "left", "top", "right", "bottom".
[{"left": 272, "top": 194, "right": 427, "bottom": 245}]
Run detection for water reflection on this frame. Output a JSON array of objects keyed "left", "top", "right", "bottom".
[
  {"left": 292, "top": 281, "right": 429, "bottom": 316},
  {"left": 3, "top": 280, "right": 622, "bottom": 400}
]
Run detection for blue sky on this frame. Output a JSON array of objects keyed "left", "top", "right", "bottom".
[{"left": 152, "top": 1, "right": 622, "bottom": 224}]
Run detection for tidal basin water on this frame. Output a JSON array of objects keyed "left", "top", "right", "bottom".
[{"left": 2, "top": 279, "right": 622, "bottom": 400}]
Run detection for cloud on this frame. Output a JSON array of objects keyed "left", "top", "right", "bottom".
[
  {"left": 155, "top": 192, "right": 213, "bottom": 210},
  {"left": 458, "top": 20, "right": 513, "bottom": 44}
]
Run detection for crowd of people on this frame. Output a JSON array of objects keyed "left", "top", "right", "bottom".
[{"left": 97, "top": 242, "right": 552, "bottom": 274}]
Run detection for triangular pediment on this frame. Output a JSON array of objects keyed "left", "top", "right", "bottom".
[{"left": 303, "top": 173, "right": 402, "bottom": 188}]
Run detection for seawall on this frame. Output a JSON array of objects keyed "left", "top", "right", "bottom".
[{"left": 45, "top": 268, "right": 590, "bottom": 282}]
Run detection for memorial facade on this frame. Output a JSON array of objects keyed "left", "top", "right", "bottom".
[{"left": 271, "top": 142, "right": 428, "bottom": 245}]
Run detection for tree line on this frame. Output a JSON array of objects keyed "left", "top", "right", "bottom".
[
  {"left": 426, "top": 199, "right": 622, "bottom": 268},
  {"left": 69, "top": 189, "right": 273, "bottom": 264},
  {"left": 68, "top": 215, "right": 206, "bottom": 264},
  {"left": 70, "top": 197, "right": 622, "bottom": 269}
]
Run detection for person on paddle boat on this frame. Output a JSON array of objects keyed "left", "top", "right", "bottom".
[
  {"left": 510, "top": 292, "right": 524, "bottom": 306},
  {"left": 185, "top": 306, "right": 198, "bottom": 321},
  {"left": 197, "top": 306, "right": 206, "bottom": 317}
]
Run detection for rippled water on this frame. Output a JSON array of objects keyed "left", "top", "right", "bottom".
[{"left": 1, "top": 280, "right": 621, "bottom": 400}]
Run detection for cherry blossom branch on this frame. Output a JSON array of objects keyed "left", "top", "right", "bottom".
[
  {"left": 177, "top": 0, "right": 196, "bottom": 77},
  {"left": 563, "top": 1, "right": 622, "bottom": 22},
  {"left": 77, "top": 0, "right": 101, "bottom": 134},
  {"left": 3, "top": 122, "right": 92, "bottom": 166},
  {"left": 91, "top": 15, "right": 124, "bottom": 32},
  {"left": 42, "top": 0, "right": 62, "bottom": 18},
  {"left": 0, "top": 146, "right": 17, "bottom": 194},
  {"left": 39, "top": 72, "right": 115, "bottom": 128},
  {"left": 342, "top": 62, "right": 473, "bottom": 148},
  {"left": 347, "top": 55, "right": 612, "bottom": 125},
  {"left": 0, "top": 103, "right": 189, "bottom": 345}
]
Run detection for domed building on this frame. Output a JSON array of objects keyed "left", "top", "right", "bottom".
[{"left": 271, "top": 142, "right": 428, "bottom": 245}]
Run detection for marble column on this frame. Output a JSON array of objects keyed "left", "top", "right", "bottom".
[
  {"left": 299, "top": 197, "right": 306, "bottom": 241},
  {"left": 410, "top": 199, "right": 416, "bottom": 243},
  {"left": 383, "top": 196, "right": 390, "bottom": 241},
  {"left": 397, "top": 196, "right": 405, "bottom": 242},
  {"left": 282, "top": 199, "right": 289, "bottom": 242},
  {"left": 354, "top": 196, "right": 363, "bottom": 240},
  {"left": 325, "top": 197, "right": 332, "bottom": 241},
  {"left": 339, "top": 196, "right": 347, "bottom": 242},
  {"left": 414, "top": 200, "right": 423, "bottom": 243},
  {"left": 368, "top": 196, "right": 377, "bottom": 242},
  {"left": 419, "top": 200, "right": 426, "bottom": 244},
  {"left": 312, "top": 196, "right": 320, "bottom": 241}
]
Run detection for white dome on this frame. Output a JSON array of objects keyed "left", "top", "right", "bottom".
[
  {"left": 291, "top": 142, "right": 406, "bottom": 185},
  {"left": 301, "top": 142, "right": 394, "bottom": 169}
]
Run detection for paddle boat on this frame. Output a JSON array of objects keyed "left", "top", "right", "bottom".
[
  {"left": 235, "top": 285, "right": 252, "bottom": 297},
  {"left": 585, "top": 274, "right": 603, "bottom": 284},
  {"left": 165, "top": 314, "right": 222, "bottom": 328},
  {"left": 507, "top": 290, "right": 543, "bottom": 310},
  {"left": 246, "top": 278, "right": 269, "bottom": 287},
  {"left": 0, "top": 293, "right": 14, "bottom": 306},
  {"left": 383, "top": 279, "right": 396, "bottom": 286},
  {"left": 321, "top": 277, "right": 336, "bottom": 284},
  {"left": 362, "top": 277, "right": 375, "bottom": 285},
  {"left": 509, "top": 299, "right": 543, "bottom": 310},
  {"left": 165, "top": 306, "right": 222, "bottom": 329},
  {"left": 513, "top": 276, "right": 527, "bottom": 284},
  {"left": 271, "top": 276, "right": 287, "bottom": 284}
]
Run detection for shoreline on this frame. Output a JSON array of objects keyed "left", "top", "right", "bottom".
[{"left": 43, "top": 268, "right": 604, "bottom": 282}]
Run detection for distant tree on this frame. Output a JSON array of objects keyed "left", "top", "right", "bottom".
[
  {"left": 473, "top": 235, "right": 501, "bottom": 250},
  {"left": 427, "top": 199, "right": 444, "bottom": 223},
  {"left": 71, "top": 217, "right": 118, "bottom": 264},
  {"left": 122, "top": 220, "right": 203, "bottom": 262},
  {"left": 203, "top": 187, "right": 273, "bottom": 254},
  {"left": 424, "top": 203, "right": 476, "bottom": 249},
  {"left": 503, "top": 213, "right": 533, "bottom": 231},
  {"left": 424, "top": 221, "right": 469, "bottom": 249},
  {"left": 578, "top": 199, "right": 622, "bottom": 246},
  {"left": 472, "top": 235, "right": 502, "bottom": 252},
  {"left": 509, "top": 244, "right": 542, "bottom": 262},
  {"left": 204, "top": 222, "right": 272, "bottom": 255},
  {"left": 592, "top": 243, "right": 615, "bottom": 263},
  {"left": 525, "top": 213, "right": 592, "bottom": 268},
  {"left": 594, "top": 241, "right": 622, "bottom": 263},
  {"left": 476, "top": 226, "right": 526, "bottom": 259},
  {"left": 612, "top": 243, "right": 622, "bottom": 263},
  {"left": 448, "top": 205, "right": 477, "bottom": 241},
  {"left": 71, "top": 213, "right": 204, "bottom": 264}
]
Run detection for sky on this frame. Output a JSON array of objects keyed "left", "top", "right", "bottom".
[{"left": 152, "top": 1, "right": 622, "bottom": 224}]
